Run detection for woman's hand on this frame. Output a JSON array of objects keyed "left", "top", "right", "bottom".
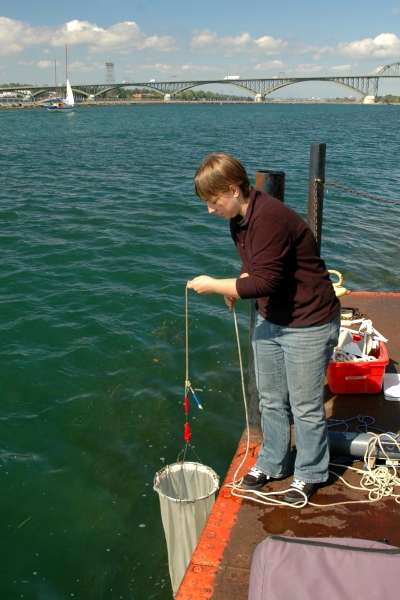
[
  {"left": 187, "top": 276, "right": 217, "bottom": 295},
  {"left": 187, "top": 276, "right": 240, "bottom": 301},
  {"left": 224, "top": 274, "right": 248, "bottom": 309},
  {"left": 224, "top": 295, "right": 236, "bottom": 309}
]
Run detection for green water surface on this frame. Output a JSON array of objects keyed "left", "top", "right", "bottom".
[{"left": 0, "top": 103, "right": 399, "bottom": 599}]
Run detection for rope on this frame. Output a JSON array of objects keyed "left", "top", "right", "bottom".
[
  {"left": 226, "top": 311, "right": 400, "bottom": 508},
  {"left": 317, "top": 432, "right": 400, "bottom": 507},
  {"left": 177, "top": 286, "right": 202, "bottom": 465},
  {"left": 185, "top": 285, "right": 189, "bottom": 393},
  {"left": 231, "top": 306, "right": 251, "bottom": 484},
  {"left": 227, "top": 306, "right": 310, "bottom": 507},
  {"left": 315, "top": 178, "right": 400, "bottom": 207},
  {"left": 184, "top": 288, "right": 400, "bottom": 507}
]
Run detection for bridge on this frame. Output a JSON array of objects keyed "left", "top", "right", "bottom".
[{"left": 2, "top": 61, "right": 399, "bottom": 102}]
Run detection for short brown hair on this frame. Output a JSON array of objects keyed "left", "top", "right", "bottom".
[{"left": 194, "top": 152, "right": 251, "bottom": 202}]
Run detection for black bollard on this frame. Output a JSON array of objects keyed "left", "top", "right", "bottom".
[
  {"left": 255, "top": 170, "right": 285, "bottom": 203},
  {"left": 307, "top": 143, "right": 326, "bottom": 252}
]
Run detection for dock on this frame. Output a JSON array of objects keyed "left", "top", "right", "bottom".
[{"left": 176, "top": 291, "right": 400, "bottom": 600}]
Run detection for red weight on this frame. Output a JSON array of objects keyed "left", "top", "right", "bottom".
[{"left": 184, "top": 422, "right": 192, "bottom": 442}]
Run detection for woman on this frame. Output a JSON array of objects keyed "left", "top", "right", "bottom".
[{"left": 187, "top": 152, "right": 340, "bottom": 503}]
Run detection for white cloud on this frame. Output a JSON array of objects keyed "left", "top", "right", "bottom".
[
  {"left": 329, "top": 64, "right": 353, "bottom": 72},
  {"left": 188, "top": 28, "right": 399, "bottom": 63},
  {"left": 255, "top": 36, "right": 288, "bottom": 54},
  {"left": 137, "top": 62, "right": 172, "bottom": 73},
  {"left": 68, "top": 60, "right": 101, "bottom": 73},
  {"left": 51, "top": 20, "right": 178, "bottom": 53},
  {"left": 0, "top": 17, "right": 53, "bottom": 56},
  {"left": 371, "top": 65, "right": 386, "bottom": 74},
  {"left": 2, "top": 14, "right": 400, "bottom": 81},
  {"left": 0, "top": 17, "right": 178, "bottom": 56},
  {"left": 190, "top": 29, "right": 287, "bottom": 56},
  {"left": 337, "top": 33, "right": 400, "bottom": 59},
  {"left": 294, "top": 42, "right": 319, "bottom": 55},
  {"left": 313, "top": 46, "right": 335, "bottom": 60},
  {"left": 180, "top": 63, "right": 220, "bottom": 73},
  {"left": 313, "top": 34, "right": 400, "bottom": 61},
  {"left": 135, "top": 62, "right": 220, "bottom": 76},
  {"left": 254, "top": 60, "right": 285, "bottom": 71},
  {"left": 254, "top": 62, "right": 354, "bottom": 76},
  {"left": 37, "top": 60, "right": 53, "bottom": 69},
  {"left": 295, "top": 64, "right": 324, "bottom": 74}
]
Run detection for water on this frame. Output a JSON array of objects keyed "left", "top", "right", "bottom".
[{"left": 1, "top": 103, "right": 399, "bottom": 600}]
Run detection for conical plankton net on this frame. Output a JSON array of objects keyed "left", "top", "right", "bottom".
[{"left": 153, "top": 461, "right": 219, "bottom": 594}]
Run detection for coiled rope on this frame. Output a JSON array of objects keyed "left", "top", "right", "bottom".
[
  {"left": 226, "top": 304, "right": 400, "bottom": 508},
  {"left": 184, "top": 288, "right": 400, "bottom": 506}
]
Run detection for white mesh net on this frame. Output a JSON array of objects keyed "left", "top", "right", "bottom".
[{"left": 154, "top": 462, "right": 219, "bottom": 594}]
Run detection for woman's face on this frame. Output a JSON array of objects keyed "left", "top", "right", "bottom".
[{"left": 206, "top": 186, "right": 247, "bottom": 219}]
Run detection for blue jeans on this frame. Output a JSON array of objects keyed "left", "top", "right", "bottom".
[{"left": 252, "top": 313, "right": 340, "bottom": 483}]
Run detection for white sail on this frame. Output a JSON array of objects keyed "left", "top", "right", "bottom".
[{"left": 65, "top": 79, "right": 74, "bottom": 107}]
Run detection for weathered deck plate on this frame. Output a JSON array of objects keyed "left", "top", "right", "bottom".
[{"left": 176, "top": 292, "right": 400, "bottom": 600}]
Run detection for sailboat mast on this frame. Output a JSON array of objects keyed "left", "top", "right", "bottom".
[
  {"left": 54, "top": 59, "right": 57, "bottom": 95},
  {"left": 65, "top": 45, "right": 68, "bottom": 83}
]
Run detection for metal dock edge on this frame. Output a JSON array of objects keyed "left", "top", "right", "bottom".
[{"left": 176, "top": 291, "right": 400, "bottom": 600}]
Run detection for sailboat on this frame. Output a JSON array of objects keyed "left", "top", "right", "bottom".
[
  {"left": 46, "top": 79, "right": 74, "bottom": 112},
  {"left": 46, "top": 46, "right": 75, "bottom": 113}
]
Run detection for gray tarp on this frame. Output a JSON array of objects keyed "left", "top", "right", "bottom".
[{"left": 249, "top": 535, "right": 400, "bottom": 600}]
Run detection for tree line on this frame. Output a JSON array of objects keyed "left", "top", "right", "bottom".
[
  {"left": 108, "top": 87, "right": 251, "bottom": 101},
  {"left": 377, "top": 94, "right": 400, "bottom": 103}
]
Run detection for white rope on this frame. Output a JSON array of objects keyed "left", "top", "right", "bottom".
[
  {"left": 228, "top": 306, "right": 307, "bottom": 507},
  {"left": 185, "top": 285, "right": 190, "bottom": 396},
  {"left": 230, "top": 305, "right": 250, "bottom": 484},
  {"left": 226, "top": 308, "right": 400, "bottom": 508},
  {"left": 317, "top": 432, "right": 400, "bottom": 507}
]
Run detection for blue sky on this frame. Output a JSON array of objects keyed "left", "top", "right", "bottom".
[{"left": 1, "top": 0, "right": 400, "bottom": 97}]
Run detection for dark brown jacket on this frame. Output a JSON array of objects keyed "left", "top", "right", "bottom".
[{"left": 233, "top": 188, "right": 340, "bottom": 326}]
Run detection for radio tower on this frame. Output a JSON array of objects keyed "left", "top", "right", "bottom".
[{"left": 105, "top": 62, "right": 115, "bottom": 84}]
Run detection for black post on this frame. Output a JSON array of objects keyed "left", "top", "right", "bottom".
[
  {"left": 255, "top": 170, "right": 285, "bottom": 203},
  {"left": 245, "top": 170, "right": 286, "bottom": 433},
  {"left": 307, "top": 143, "right": 326, "bottom": 251}
]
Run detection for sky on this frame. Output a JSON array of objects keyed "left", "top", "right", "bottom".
[{"left": 1, "top": 0, "right": 400, "bottom": 97}]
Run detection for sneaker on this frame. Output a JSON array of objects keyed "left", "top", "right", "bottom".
[
  {"left": 242, "top": 466, "right": 270, "bottom": 490},
  {"left": 284, "top": 478, "right": 320, "bottom": 503}
]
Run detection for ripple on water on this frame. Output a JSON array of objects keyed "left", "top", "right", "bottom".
[{"left": 0, "top": 103, "right": 399, "bottom": 599}]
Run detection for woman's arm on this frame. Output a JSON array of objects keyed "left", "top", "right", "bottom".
[
  {"left": 187, "top": 276, "right": 239, "bottom": 297},
  {"left": 187, "top": 273, "right": 249, "bottom": 309}
]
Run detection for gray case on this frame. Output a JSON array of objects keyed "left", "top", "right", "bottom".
[{"left": 249, "top": 535, "right": 400, "bottom": 600}]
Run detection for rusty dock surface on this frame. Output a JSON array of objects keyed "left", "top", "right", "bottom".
[{"left": 176, "top": 291, "right": 400, "bottom": 600}]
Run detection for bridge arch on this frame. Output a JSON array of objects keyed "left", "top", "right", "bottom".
[
  {"left": 259, "top": 79, "right": 367, "bottom": 98},
  {"left": 156, "top": 77, "right": 375, "bottom": 99},
  {"left": 377, "top": 61, "right": 400, "bottom": 76},
  {"left": 87, "top": 84, "right": 165, "bottom": 98}
]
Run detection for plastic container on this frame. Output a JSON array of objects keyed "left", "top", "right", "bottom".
[{"left": 327, "top": 336, "right": 389, "bottom": 394}]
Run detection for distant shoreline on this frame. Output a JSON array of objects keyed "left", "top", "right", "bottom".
[{"left": 1, "top": 99, "right": 397, "bottom": 109}]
